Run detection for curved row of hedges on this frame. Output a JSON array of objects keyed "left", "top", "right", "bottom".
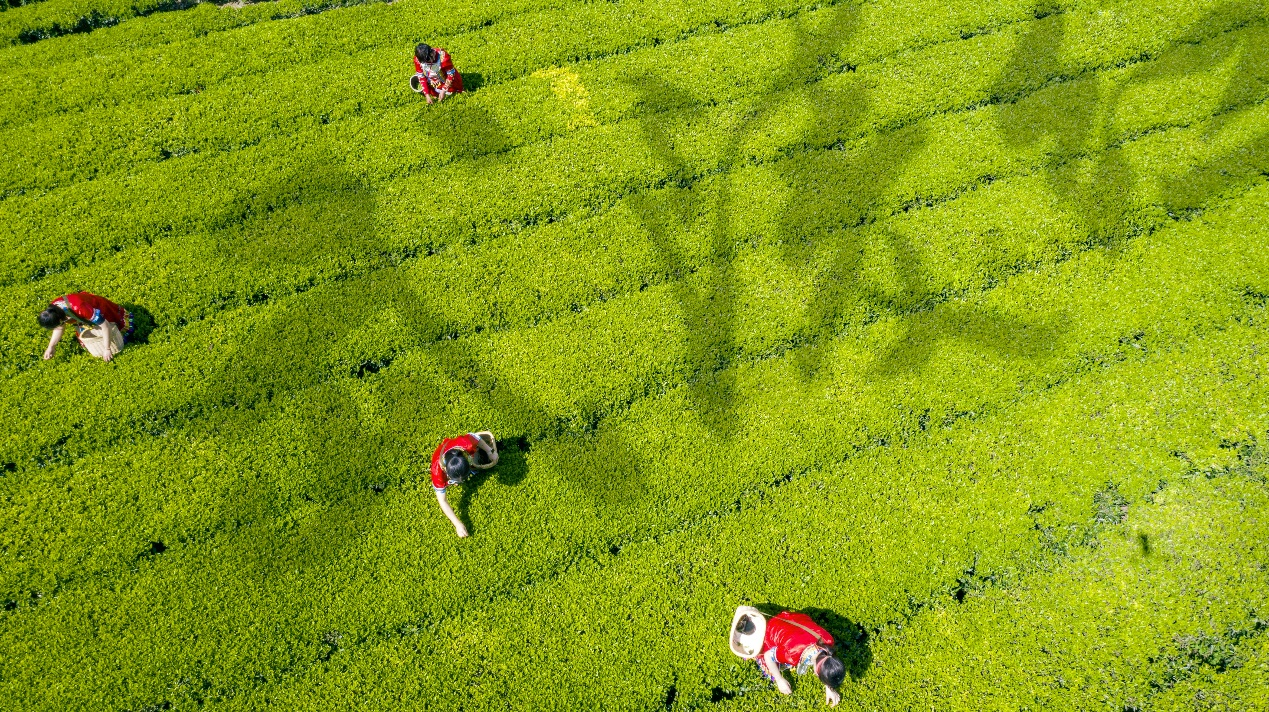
[
  {"left": 2, "top": 0, "right": 1267, "bottom": 708},
  {"left": 4, "top": 175, "right": 1266, "bottom": 709},
  {"left": 1, "top": 0, "right": 1052, "bottom": 197},
  {"left": 2, "top": 0, "right": 1261, "bottom": 326}
]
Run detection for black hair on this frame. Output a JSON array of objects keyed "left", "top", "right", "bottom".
[
  {"left": 736, "top": 617, "right": 756, "bottom": 635},
  {"left": 415, "top": 43, "right": 437, "bottom": 64},
  {"left": 816, "top": 653, "right": 845, "bottom": 689},
  {"left": 38, "top": 305, "right": 66, "bottom": 329},
  {"left": 444, "top": 448, "right": 471, "bottom": 483}
]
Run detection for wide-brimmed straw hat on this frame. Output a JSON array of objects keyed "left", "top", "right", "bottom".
[{"left": 729, "top": 605, "right": 767, "bottom": 659}]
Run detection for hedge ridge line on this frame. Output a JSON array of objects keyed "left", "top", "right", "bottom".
[
  {"left": 0, "top": 0, "right": 532, "bottom": 48},
  {"left": 1, "top": 2, "right": 1259, "bottom": 304},
  {"left": 4, "top": 162, "right": 1263, "bottom": 626},
  {"left": 0, "top": 0, "right": 557, "bottom": 75},
  {"left": 3, "top": 60, "right": 1264, "bottom": 469},
  {"left": 3, "top": 181, "right": 1266, "bottom": 708},
  {"left": 244, "top": 333, "right": 1269, "bottom": 710},
  {"left": 0, "top": 0, "right": 1049, "bottom": 199},
  {"left": 1, "top": 68, "right": 1264, "bottom": 545},
  {"left": 849, "top": 472, "right": 1269, "bottom": 710},
  {"left": 1, "top": 21, "right": 1263, "bottom": 395},
  {"left": 0, "top": 0, "right": 273, "bottom": 55},
  {"left": 0, "top": 0, "right": 860, "bottom": 129}
]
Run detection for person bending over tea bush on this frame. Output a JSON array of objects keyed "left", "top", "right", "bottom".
[
  {"left": 751, "top": 611, "right": 845, "bottom": 707},
  {"left": 411, "top": 43, "right": 464, "bottom": 104},
  {"left": 39, "top": 292, "right": 134, "bottom": 363},
  {"left": 429, "top": 431, "right": 498, "bottom": 537}
]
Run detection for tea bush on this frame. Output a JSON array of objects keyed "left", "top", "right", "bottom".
[{"left": 1, "top": 0, "right": 1267, "bottom": 709}]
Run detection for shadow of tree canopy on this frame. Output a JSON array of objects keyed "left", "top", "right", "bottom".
[
  {"left": 779, "top": 124, "right": 930, "bottom": 380},
  {"left": 993, "top": 6, "right": 1139, "bottom": 250},
  {"left": 867, "top": 302, "right": 1068, "bottom": 379},
  {"left": 995, "top": 4, "right": 1269, "bottom": 250},
  {"left": 623, "top": 4, "right": 872, "bottom": 435},
  {"left": 163, "top": 5, "right": 1269, "bottom": 702},
  {"left": 1155, "top": 23, "right": 1269, "bottom": 211},
  {"left": 203, "top": 162, "right": 389, "bottom": 412},
  {"left": 622, "top": 3, "right": 1076, "bottom": 421},
  {"left": 182, "top": 155, "right": 422, "bottom": 577},
  {"left": 49, "top": 10, "right": 1269, "bottom": 699}
]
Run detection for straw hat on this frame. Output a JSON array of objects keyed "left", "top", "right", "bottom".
[{"left": 729, "top": 606, "right": 767, "bottom": 659}]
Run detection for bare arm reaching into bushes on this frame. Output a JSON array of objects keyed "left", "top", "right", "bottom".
[{"left": 429, "top": 432, "right": 498, "bottom": 538}]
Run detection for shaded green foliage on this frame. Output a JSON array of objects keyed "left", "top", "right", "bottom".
[{"left": 1, "top": 0, "right": 1268, "bottom": 709}]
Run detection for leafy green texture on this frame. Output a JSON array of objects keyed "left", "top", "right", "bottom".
[{"left": 2, "top": 0, "right": 1268, "bottom": 709}]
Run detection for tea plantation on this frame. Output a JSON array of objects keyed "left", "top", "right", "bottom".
[{"left": 2, "top": 0, "right": 1268, "bottom": 708}]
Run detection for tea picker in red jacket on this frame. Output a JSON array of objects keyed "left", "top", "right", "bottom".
[
  {"left": 39, "top": 292, "right": 134, "bottom": 362},
  {"left": 430, "top": 431, "right": 498, "bottom": 537},
  {"left": 411, "top": 43, "right": 464, "bottom": 104},
  {"left": 729, "top": 606, "right": 845, "bottom": 707}
]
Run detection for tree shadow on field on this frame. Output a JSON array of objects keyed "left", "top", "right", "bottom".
[
  {"left": 994, "top": 4, "right": 1269, "bottom": 256},
  {"left": 850, "top": 2, "right": 1269, "bottom": 380},
  {"left": 623, "top": 74, "right": 742, "bottom": 436},
  {"left": 993, "top": 6, "right": 1139, "bottom": 253},
  {"left": 623, "top": 4, "right": 1064, "bottom": 401},
  {"left": 750, "top": 603, "right": 873, "bottom": 683},
  {"left": 202, "top": 160, "right": 385, "bottom": 413},
  {"left": 623, "top": 3, "right": 870, "bottom": 435},
  {"left": 868, "top": 301, "right": 1068, "bottom": 379},
  {"left": 777, "top": 125, "right": 930, "bottom": 381},
  {"left": 190, "top": 154, "right": 422, "bottom": 562},
  {"left": 1152, "top": 23, "right": 1269, "bottom": 212}
]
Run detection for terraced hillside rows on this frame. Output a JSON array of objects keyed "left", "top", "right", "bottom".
[{"left": 2, "top": 0, "right": 1268, "bottom": 708}]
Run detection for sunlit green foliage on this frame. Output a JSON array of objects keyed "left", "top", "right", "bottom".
[{"left": 1, "top": 0, "right": 1267, "bottom": 709}]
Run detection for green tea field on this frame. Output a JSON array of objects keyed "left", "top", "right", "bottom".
[{"left": 2, "top": 0, "right": 1269, "bottom": 708}]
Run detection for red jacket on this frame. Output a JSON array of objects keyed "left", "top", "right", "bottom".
[
  {"left": 413, "top": 49, "right": 463, "bottom": 96},
  {"left": 430, "top": 434, "right": 481, "bottom": 490},
  {"left": 761, "top": 611, "right": 835, "bottom": 666},
  {"left": 54, "top": 292, "right": 127, "bottom": 329}
]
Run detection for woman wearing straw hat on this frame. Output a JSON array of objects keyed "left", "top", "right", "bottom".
[
  {"left": 39, "top": 291, "right": 134, "bottom": 363},
  {"left": 729, "top": 607, "right": 845, "bottom": 707},
  {"left": 411, "top": 43, "right": 464, "bottom": 104},
  {"left": 429, "top": 431, "right": 498, "bottom": 537}
]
